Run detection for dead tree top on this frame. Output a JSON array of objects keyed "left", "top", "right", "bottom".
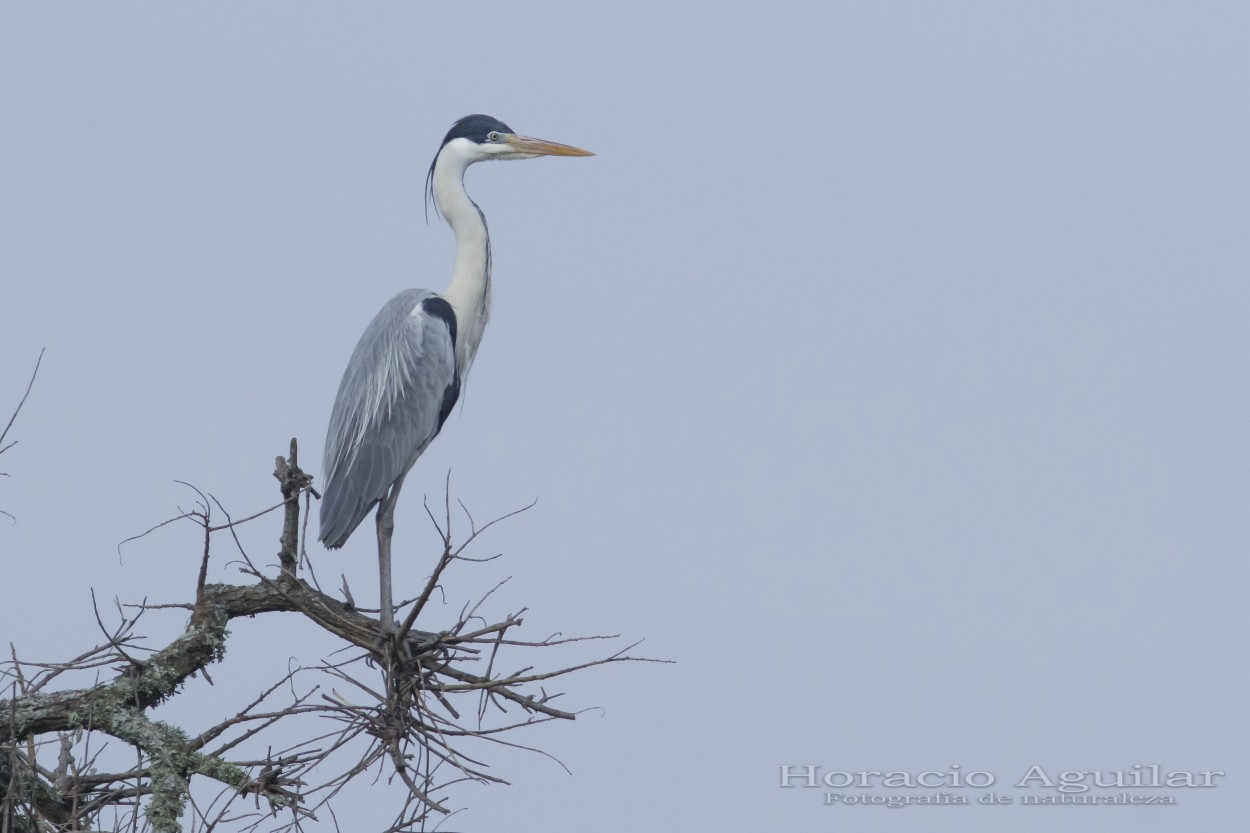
[{"left": 2, "top": 439, "right": 662, "bottom": 833}]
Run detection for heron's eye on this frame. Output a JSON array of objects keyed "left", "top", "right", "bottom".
[{"left": 487, "top": 131, "right": 501, "bottom": 142}]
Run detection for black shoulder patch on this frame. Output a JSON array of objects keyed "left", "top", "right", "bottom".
[
  {"left": 437, "top": 373, "right": 461, "bottom": 431},
  {"left": 421, "top": 295, "right": 458, "bottom": 347},
  {"left": 422, "top": 295, "right": 460, "bottom": 430}
]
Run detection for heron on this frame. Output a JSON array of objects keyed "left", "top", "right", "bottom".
[{"left": 318, "top": 114, "right": 592, "bottom": 635}]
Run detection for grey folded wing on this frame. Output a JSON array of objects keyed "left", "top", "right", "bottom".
[{"left": 319, "top": 289, "right": 460, "bottom": 549}]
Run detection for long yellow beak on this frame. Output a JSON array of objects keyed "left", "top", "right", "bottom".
[{"left": 506, "top": 134, "right": 595, "bottom": 157}]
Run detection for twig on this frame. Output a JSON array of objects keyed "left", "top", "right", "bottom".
[{"left": 0, "top": 348, "right": 43, "bottom": 460}]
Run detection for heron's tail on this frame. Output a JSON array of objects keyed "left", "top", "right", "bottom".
[{"left": 318, "top": 479, "right": 375, "bottom": 550}]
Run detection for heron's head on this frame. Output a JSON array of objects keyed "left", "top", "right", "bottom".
[
  {"left": 425, "top": 114, "right": 593, "bottom": 221},
  {"left": 438, "top": 114, "right": 594, "bottom": 163}
]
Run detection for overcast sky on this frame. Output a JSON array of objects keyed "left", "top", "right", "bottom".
[{"left": 2, "top": 3, "right": 1248, "bottom": 831}]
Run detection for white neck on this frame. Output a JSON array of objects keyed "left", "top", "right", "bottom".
[{"left": 432, "top": 139, "right": 492, "bottom": 380}]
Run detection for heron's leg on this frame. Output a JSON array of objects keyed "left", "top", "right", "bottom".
[{"left": 375, "top": 474, "right": 406, "bottom": 637}]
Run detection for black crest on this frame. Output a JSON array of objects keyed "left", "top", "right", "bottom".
[{"left": 440, "top": 114, "right": 514, "bottom": 147}]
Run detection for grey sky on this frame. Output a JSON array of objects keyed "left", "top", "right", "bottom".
[{"left": 2, "top": 2, "right": 1248, "bottom": 830}]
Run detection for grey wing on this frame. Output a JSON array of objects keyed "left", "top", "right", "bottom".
[{"left": 319, "top": 289, "right": 460, "bottom": 549}]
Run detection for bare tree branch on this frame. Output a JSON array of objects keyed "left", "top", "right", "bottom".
[
  {"left": 1, "top": 441, "right": 664, "bottom": 833},
  {"left": 0, "top": 348, "right": 43, "bottom": 461},
  {"left": 0, "top": 350, "right": 45, "bottom": 527}
]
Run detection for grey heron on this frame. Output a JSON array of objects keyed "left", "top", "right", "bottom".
[{"left": 318, "top": 114, "right": 592, "bottom": 635}]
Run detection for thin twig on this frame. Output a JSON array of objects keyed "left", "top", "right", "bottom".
[{"left": 0, "top": 348, "right": 43, "bottom": 458}]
